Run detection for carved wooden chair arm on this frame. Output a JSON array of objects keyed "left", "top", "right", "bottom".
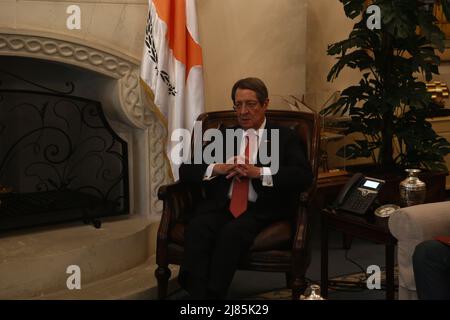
[
  {"left": 158, "top": 181, "right": 189, "bottom": 201},
  {"left": 292, "top": 183, "right": 318, "bottom": 253},
  {"left": 157, "top": 182, "right": 202, "bottom": 241}
]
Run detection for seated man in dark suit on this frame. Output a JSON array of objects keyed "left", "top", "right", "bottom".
[
  {"left": 178, "top": 77, "right": 313, "bottom": 299},
  {"left": 413, "top": 237, "right": 450, "bottom": 299}
]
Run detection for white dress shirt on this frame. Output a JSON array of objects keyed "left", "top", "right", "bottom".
[{"left": 203, "top": 118, "right": 273, "bottom": 202}]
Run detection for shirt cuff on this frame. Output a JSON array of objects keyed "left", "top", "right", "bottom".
[
  {"left": 261, "top": 167, "right": 273, "bottom": 187},
  {"left": 203, "top": 164, "right": 216, "bottom": 181}
]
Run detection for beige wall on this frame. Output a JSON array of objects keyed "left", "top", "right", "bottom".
[
  {"left": 197, "top": 0, "right": 362, "bottom": 112},
  {"left": 305, "top": 0, "right": 362, "bottom": 111},
  {"left": 197, "top": 0, "right": 307, "bottom": 111}
]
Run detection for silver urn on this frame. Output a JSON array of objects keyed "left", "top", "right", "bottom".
[
  {"left": 300, "top": 284, "right": 324, "bottom": 300},
  {"left": 399, "top": 169, "right": 426, "bottom": 207}
]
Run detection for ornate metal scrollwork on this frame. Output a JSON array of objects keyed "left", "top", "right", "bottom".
[{"left": 0, "top": 72, "right": 129, "bottom": 231}]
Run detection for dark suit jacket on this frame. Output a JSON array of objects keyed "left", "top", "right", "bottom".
[{"left": 179, "top": 121, "right": 313, "bottom": 221}]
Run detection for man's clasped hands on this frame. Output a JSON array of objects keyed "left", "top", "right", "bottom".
[{"left": 212, "top": 156, "right": 261, "bottom": 182}]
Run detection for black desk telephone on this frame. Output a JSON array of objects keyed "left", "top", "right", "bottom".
[{"left": 333, "top": 173, "right": 385, "bottom": 215}]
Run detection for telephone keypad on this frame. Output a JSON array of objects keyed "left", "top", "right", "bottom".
[
  {"left": 333, "top": 173, "right": 385, "bottom": 215},
  {"left": 341, "top": 189, "right": 376, "bottom": 215}
]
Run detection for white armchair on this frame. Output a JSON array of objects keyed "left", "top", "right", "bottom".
[{"left": 388, "top": 201, "right": 450, "bottom": 300}]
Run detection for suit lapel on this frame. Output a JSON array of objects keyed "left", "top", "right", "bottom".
[
  {"left": 257, "top": 121, "right": 274, "bottom": 167},
  {"left": 220, "top": 125, "right": 241, "bottom": 161}
]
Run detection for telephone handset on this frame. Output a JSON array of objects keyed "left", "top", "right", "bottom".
[{"left": 333, "top": 173, "right": 385, "bottom": 215}]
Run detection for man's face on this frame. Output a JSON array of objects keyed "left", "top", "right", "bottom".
[{"left": 234, "top": 88, "right": 268, "bottom": 130}]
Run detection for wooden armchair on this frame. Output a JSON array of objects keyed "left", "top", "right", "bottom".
[{"left": 155, "top": 110, "right": 320, "bottom": 299}]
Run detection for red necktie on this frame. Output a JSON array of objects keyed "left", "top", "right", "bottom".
[{"left": 229, "top": 136, "right": 250, "bottom": 218}]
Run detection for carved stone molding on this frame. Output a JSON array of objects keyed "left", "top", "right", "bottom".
[
  {"left": 0, "top": 31, "right": 168, "bottom": 216},
  {"left": 0, "top": 32, "right": 148, "bottom": 128},
  {"left": 118, "top": 68, "right": 156, "bottom": 129},
  {"left": 0, "top": 33, "right": 133, "bottom": 79},
  {"left": 149, "top": 121, "right": 172, "bottom": 214}
]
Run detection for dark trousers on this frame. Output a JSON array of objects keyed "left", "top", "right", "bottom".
[
  {"left": 413, "top": 239, "right": 450, "bottom": 300},
  {"left": 179, "top": 201, "right": 269, "bottom": 299}
]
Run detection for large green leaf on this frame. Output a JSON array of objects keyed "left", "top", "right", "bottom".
[
  {"left": 418, "top": 10, "right": 445, "bottom": 51},
  {"left": 379, "top": 1, "right": 417, "bottom": 39},
  {"left": 336, "top": 140, "right": 377, "bottom": 159},
  {"left": 440, "top": 0, "right": 450, "bottom": 22},
  {"left": 327, "top": 50, "right": 374, "bottom": 81},
  {"left": 340, "top": 0, "right": 366, "bottom": 19}
]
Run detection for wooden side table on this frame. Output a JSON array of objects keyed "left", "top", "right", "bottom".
[
  {"left": 315, "top": 172, "right": 351, "bottom": 210},
  {"left": 320, "top": 208, "right": 397, "bottom": 300}
]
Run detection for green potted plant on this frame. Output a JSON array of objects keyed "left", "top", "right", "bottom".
[{"left": 323, "top": 0, "right": 450, "bottom": 174}]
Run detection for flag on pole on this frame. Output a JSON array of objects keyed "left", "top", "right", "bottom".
[{"left": 140, "top": 0, "right": 205, "bottom": 180}]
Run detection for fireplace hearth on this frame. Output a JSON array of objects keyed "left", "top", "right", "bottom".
[{"left": 0, "top": 69, "right": 129, "bottom": 232}]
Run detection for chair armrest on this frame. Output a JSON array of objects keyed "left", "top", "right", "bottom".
[
  {"left": 299, "top": 184, "right": 317, "bottom": 208},
  {"left": 158, "top": 181, "right": 188, "bottom": 201},
  {"left": 157, "top": 181, "right": 202, "bottom": 241},
  {"left": 388, "top": 201, "right": 450, "bottom": 241},
  {"left": 292, "top": 184, "right": 317, "bottom": 253}
]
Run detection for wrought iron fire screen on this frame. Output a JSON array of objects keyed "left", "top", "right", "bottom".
[{"left": 0, "top": 72, "right": 129, "bottom": 232}]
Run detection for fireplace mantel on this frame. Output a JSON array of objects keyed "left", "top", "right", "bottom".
[{"left": 0, "top": 0, "right": 171, "bottom": 220}]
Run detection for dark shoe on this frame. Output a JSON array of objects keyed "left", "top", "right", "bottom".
[{"left": 178, "top": 269, "right": 188, "bottom": 290}]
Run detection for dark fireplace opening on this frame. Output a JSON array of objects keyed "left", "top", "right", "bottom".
[{"left": 0, "top": 66, "right": 129, "bottom": 233}]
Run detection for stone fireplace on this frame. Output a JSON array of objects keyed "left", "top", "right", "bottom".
[
  {"left": 0, "top": 31, "right": 170, "bottom": 222},
  {"left": 0, "top": 1, "right": 175, "bottom": 298},
  {"left": 0, "top": 60, "right": 131, "bottom": 232}
]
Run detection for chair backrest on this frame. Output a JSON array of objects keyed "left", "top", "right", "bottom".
[{"left": 196, "top": 110, "right": 321, "bottom": 185}]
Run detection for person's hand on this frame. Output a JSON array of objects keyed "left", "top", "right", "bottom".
[
  {"left": 233, "top": 164, "right": 262, "bottom": 179},
  {"left": 224, "top": 156, "right": 247, "bottom": 181},
  {"left": 212, "top": 163, "right": 238, "bottom": 176},
  {"left": 220, "top": 156, "right": 261, "bottom": 181}
]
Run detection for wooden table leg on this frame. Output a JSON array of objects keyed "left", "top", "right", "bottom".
[
  {"left": 321, "top": 214, "right": 329, "bottom": 299},
  {"left": 342, "top": 233, "right": 353, "bottom": 250},
  {"left": 385, "top": 243, "right": 395, "bottom": 300}
]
